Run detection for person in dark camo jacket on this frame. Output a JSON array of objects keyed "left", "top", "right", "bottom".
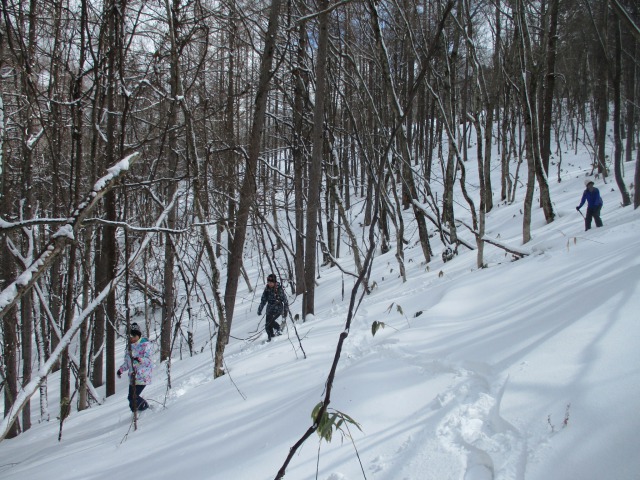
[{"left": 257, "top": 273, "right": 288, "bottom": 341}]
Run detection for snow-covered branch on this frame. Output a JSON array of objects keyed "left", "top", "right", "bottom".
[
  {"left": 0, "top": 217, "right": 69, "bottom": 232},
  {"left": 0, "top": 183, "right": 179, "bottom": 442},
  {"left": 0, "top": 152, "right": 140, "bottom": 321}
]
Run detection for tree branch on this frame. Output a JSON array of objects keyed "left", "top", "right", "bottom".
[
  {"left": 0, "top": 183, "right": 179, "bottom": 442},
  {"left": 0, "top": 153, "right": 140, "bottom": 321}
]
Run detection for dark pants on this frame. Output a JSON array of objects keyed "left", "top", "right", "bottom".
[
  {"left": 265, "top": 312, "right": 282, "bottom": 340},
  {"left": 128, "top": 385, "right": 149, "bottom": 412},
  {"left": 585, "top": 205, "right": 603, "bottom": 230}
]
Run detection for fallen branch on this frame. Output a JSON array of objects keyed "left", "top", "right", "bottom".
[
  {"left": 457, "top": 218, "right": 531, "bottom": 258},
  {"left": 410, "top": 199, "right": 476, "bottom": 252}
]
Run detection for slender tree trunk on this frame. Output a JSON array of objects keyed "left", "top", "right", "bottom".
[
  {"left": 1, "top": 261, "right": 19, "bottom": 438},
  {"left": 89, "top": 54, "right": 107, "bottom": 390},
  {"left": 224, "top": 0, "right": 238, "bottom": 265},
  {"left": 594, "top": 0, "right": 609, "bottom": 177},
  {"left": 303, "top": 0, "right": 329, "bottom": 317},
  {"left": 103, "top": 0, "right": 127, "bottom": 398},
  {"left": 472, "top": 115, "right": 486, "bottom": 267},
  {"left": 515, "top": 0, "right": 555, "bottom": 227},
  {"left": 160, "top": 0, "right": 227, "bottom": 376},
  {"left": 60, "top": 167, "right": 79, "bottom": 422},
  {"left": 161, "top": 0, "right": 181, "bottom": 362},
  {"left": 161, "top": 212, "right": 176, "bottom": 363},
  {"left": 483, "top": 105, "right": 495, "bottom": 213},
  {"left": 367, "top": 0, "right": 448, "bottom": 265},
  {"left": 443, "top": 47, "right": 459, "bottom": 244},
  {"left": 624, "top": 40, "right": 636, "bottom": 166},
  {"left": 540, "top": 0, "right": 559, "bottom": 175},
  {"left": 612, "top": 19, "right": 632, "bottom": 206},
  {"left": 635, "top": 147, "right": 640, "bottom": 208},
  {"left": 78, "top": 235, "right": 91, "bottom": 411},
  {"left": 513, "top": 0, "right": 538, "bottom": 242},
  {"left": 223, "top": 0, "right": 282, "bottom": 335},
  {"left": 73, "top": 0, "right": 89, "bottom": 412},
  {"left": 18, "top": 0, "right": 40, "bottom": 433},
  {"left": 293, "top": 9, "right": 308, "bottom": 296},
  {"left": 0, "top": 59, "right": 19, "bottom": 437}
]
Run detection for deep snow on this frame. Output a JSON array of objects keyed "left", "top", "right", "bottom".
[{"left": 1, "top": 150, "right": 639, "bottom": 480}]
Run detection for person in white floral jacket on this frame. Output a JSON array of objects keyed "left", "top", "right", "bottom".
[{"left": 117, "top": 323, "right": 153, "bottom": 412}]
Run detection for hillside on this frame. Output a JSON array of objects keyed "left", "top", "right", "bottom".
[{"left": 1, "top": 155, "right": 639, "bottom": 480}]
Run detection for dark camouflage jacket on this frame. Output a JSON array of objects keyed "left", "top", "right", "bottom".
[{"left": 258, "top": 282, "right": 288, "bottom": 317}]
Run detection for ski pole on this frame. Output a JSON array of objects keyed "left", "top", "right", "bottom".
[{"left": 576, "top": 208, "right": 585, "bottom": 219}]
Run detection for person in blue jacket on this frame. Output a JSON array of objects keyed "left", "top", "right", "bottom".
[
  {"left": 257, "top": 273, "right": 288, "bottom": 341},
  {"left": 576, "top": 179, "right": 604, "bottom": 231}
]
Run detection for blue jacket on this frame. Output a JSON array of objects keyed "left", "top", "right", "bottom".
[
  {"left": 258, "top": 283, "right": 288, "bottom": 318},
  {"left": 578, "top": 188, "right": 603, "bottom": 209}
]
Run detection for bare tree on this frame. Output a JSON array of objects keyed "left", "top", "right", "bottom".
[
  {"left": 367, "top": 0, "right": 453, "bottom": 269},
  {"left": 540, "top": 0, "right": 560, "bottom": 175},
  {"left": 302, "top": 0, "right": 330, "bottom": 317},
  {"left": 292, "top": 1, "right": 310, "bottom": 296},
  {"left": 511, "top": 0, "right": 555, "bottom": 243},
  {"left": 222, "top": 0, "right": 283, "bottom": 357}
]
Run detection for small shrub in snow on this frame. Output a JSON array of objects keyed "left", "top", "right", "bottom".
[{"left": 547, "top": 403, "right": 571, "bottom": 433}]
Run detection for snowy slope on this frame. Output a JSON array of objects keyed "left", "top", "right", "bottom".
[{"left": 1, "top": 155, "right": 639, "bottom": 480}]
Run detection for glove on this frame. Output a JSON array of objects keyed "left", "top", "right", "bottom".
[
  {"left": 134, "top": 357, "right": 141, "bottom": 364},
  {"left": 257, "top": 309, "right": 262, "bottom": 316},
  {"left": 576, "top": 206, "right": 580, "bottom": 211},
  {"left": 117, "top": 369, "right": 122, "bottom": 378}
]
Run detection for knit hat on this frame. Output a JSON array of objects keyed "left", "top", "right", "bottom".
[
  {"left": 129, "top": 322, "right": 142, "bottom": 337},
  {"left": 267, "top": 273, "right": 277, "bottom": 283},
  {"left": 584, "top": 178, "right": 594, "bottom": 186}
]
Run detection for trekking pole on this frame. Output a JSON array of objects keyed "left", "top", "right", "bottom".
[{"left": 249, "top": 313, "right": 265, "bottom": 342}]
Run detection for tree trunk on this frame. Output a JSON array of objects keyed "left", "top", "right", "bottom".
[
  {"left": 635, "top": 147, "right": 640, "bottom": 209},
  {"left": 92, "top": 243, "right": 105, "bottom": 388},
  {"left": 292, "top": 7, "right": 309, "bottom": 295},
  {"left": 540, "top": 0, "right": 559, "bottom": 175},
  {"left": 442, "top": 40, "right": 459, "bottom": 245},
  {"left": 73, "top": 0, "right": 90, "bottom": 412},
  {"left": 367, "top": 0, "right": 447, "bottom": 266},
  {"left": 594, "top": 0, "right": 609, "bottom": 177},
  {"left": 515, "top": 0, "right": 555, "bottom": 226},
  {"left": 223, "top": 0, "right": 282, "bottom": 332},
  {"left": 17, "top": 0, "right": 40, "bottom": 433},
  {"left": 162, "top": 1, "right": 181, "bottom": 362},
  {"left": 78, "top": 235, "right": 91, "bottom": 411},
  {"left": 612, "top": 19, "right": 632, "bottom": 206},
  {"left": 161, "top": 217, "right": 176, "bottom": 363},
  {"left": 624, "top": 37, "right": 636, "bottom": 166},
  {"left": 103, "top": 0, "right": 127, "bottom": 398},
  {"left": 303, "top": 0, "right": 329, "bottom": 317},
  {"left": 1, "top": 259, "right": 20, "bottom": 438}
]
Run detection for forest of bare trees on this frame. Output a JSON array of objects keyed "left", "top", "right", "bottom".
[{"left": 0, "top": 0, "right": 637, "bottom": 441}]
